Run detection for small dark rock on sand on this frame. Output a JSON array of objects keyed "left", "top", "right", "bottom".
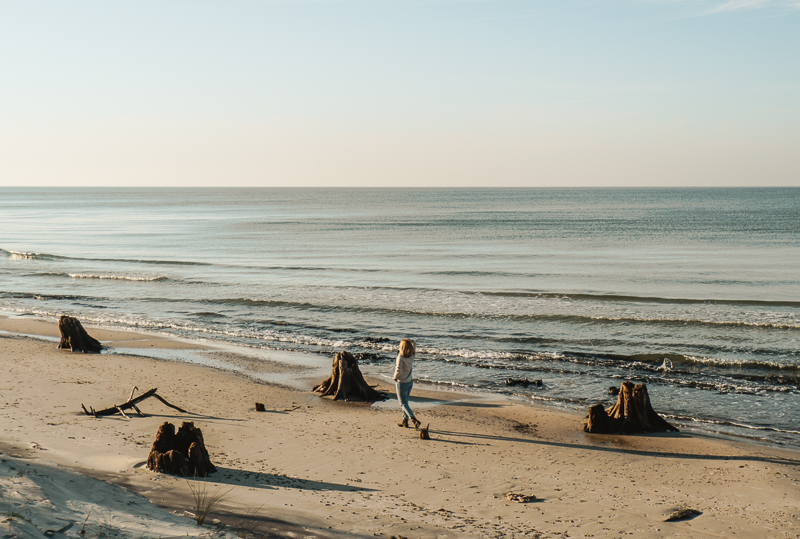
[{"left": 665, "top": 508, "right": 702, "bottom": 522}]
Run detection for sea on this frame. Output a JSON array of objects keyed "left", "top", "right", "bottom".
[{"left": 1, "top": 188, "right": 798, "bottom": 446}]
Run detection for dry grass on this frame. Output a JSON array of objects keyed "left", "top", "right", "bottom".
[
  {"left": 235, "top": 504, "right": 265, "bottom": 539},
  {"left": 186, "top": 479, "right": 232, "bottom": 526}
]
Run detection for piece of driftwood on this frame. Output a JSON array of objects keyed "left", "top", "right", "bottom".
[
  {"left": 419, "top": 423, "right": 431, "bottom": 440},
  {"left": 58, "top": 315, "right": 102, "bottom": 353},
  {"left": 81, "top": 387, "right": 189, "bottom": 418},
  {"left": 584, "top": 381, "right": 678, "bottom": 434},
  {"left": 146, "top": 421, "right": 216, "bottom": 477},
  {"left": 313, "top": 351, "right": 386, "bottom": 402}
]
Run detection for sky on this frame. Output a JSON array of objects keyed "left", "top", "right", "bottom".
[{"left": 0, "top": 0, "right": 798, "bottom": 188}]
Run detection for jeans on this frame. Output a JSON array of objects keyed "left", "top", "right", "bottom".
[{"left": 396, "top": 380, "right": 415, "bottom": 420}]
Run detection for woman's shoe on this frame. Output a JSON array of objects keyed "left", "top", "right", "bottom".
[
  {"left": 397, "top": 418, "right": 409, "bottom": 428},
  {"left": 412, "top": 418, "right": 421, "bottom": 430}
]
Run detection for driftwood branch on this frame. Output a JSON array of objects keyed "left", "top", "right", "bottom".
[
  {"left": 81, "top": 387, "right": 190, "bottom": 418},
  {"left": 152, "top": 393, "right": 189, "bottom": 413}
]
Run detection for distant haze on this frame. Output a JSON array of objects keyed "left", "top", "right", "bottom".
[{"left": 1, "top": 0, "right": 798, "bottom": 187}]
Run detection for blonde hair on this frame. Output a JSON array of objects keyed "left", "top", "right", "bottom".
[{"left": 399, "top": 339, "right": 415, "bottom": 358}]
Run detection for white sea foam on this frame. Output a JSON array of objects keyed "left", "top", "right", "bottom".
[
  {"left": 657, "top": 358, "right": 673, "bottom": 372},
  {"left": 7, "top": 250, "right": 39, "bottom": 260}
]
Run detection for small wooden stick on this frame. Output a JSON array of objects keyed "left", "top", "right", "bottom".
[{"left": 152, "top": 393, "right": 190, "bottom": 414}]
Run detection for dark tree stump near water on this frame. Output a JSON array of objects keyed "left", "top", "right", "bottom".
[
  {"left": 584, "top": 381, "right": 678, "bottom": 434},
  {"left": 146, "top": 421, "right": 216, "bottom": 477},
  {"left": 313, "top": 351, "right": 386, "bottom": 402},
  {"left": 58, "top": 315, "right": 103, "bottom": 353}
]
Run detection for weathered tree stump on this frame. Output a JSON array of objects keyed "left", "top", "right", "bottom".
[
  {"left": 146, "top": 421, "right": 216, "bottom": 477},
  {"left": 313, "top": 351, "right": 386, "bottom": 402},
  {"left": 58, "top": 315, "right": 103, "bottom": 353},
  {"left": 585, "top": 403, "right": 616, "bottom": 433},
  {"left": 584, "top": 381, "right": 678, "bottom": 434}
]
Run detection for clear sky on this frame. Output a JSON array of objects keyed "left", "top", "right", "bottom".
[{"left": 1, "top": 0, "right": 798, "bottom": 187}]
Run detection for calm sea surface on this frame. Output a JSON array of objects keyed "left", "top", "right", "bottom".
[{"left": 2, "top": 188, "right": 799, "bottom": 445}]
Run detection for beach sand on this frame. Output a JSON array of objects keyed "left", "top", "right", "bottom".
[{"left": 1, "top": 315, "right": 798, "bottom": 538}]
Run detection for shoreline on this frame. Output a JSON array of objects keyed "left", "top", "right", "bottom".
[
  {"left": 5, "top": 312, "right": 793, "bottom": 451},
  {"left": 1, "top": 314, "right": 799, "bottom": 537}
]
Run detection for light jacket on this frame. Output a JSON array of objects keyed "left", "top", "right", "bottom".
[{"left": 393, "top": 353, "right": 414, "bottom": 383}]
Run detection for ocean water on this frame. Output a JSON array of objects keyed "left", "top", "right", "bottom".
[{"left": 2, "top": 187, "right": 799, "bottom": 445}]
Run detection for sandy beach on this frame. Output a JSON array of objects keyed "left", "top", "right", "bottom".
[{"left": 1, "top": 315, "right": 799, "bottom": 538}]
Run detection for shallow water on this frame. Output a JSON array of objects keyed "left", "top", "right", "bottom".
[{"left": 1, "top": 187, "right": 798, "bottom": 445}]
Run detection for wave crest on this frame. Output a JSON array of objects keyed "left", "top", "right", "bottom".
[{"left": 6, "top": 250, "right": 40, "bottom": 260}]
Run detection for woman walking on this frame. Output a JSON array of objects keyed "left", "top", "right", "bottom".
[{"left": 393, "top": 338, "right": 421, "bottom": 429}]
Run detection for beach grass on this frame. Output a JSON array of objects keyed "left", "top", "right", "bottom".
[
  {"left": 235, "top": 504, "right": 265, "bottom": 539},
  {"left": 186, "top": 479, "right": 232, "bottom": 526}
]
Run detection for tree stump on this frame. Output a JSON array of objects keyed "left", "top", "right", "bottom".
[
  {"left": 313, "top": 351, "right": 386, "bottom": 402},
  {"left": 585, "top": 403, "right": 616, "bottom": 434},
  {"left": 146, "top": 421, "right": 216, "bottom": 477},
  {"left": 58, "top": 315, "right": 103, "bottom": 353},
  {"left": 584, "top": 381, "right": 678, "bottom": 434}
]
